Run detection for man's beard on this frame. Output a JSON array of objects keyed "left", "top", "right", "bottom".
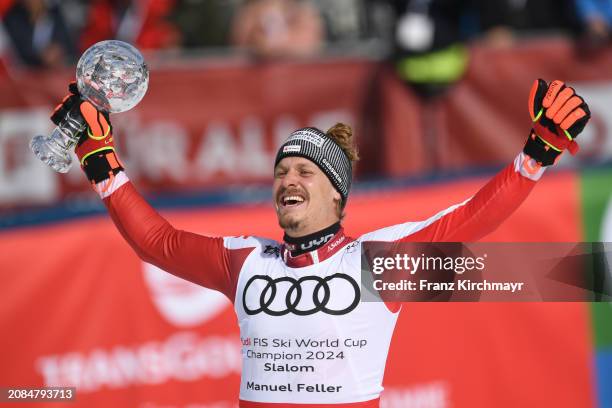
[{"left": 278, "top": 213, "right": 302, "bottom": 232}]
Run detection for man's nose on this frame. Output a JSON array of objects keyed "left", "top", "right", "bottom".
[{"left": 281, "top": 169, "right": 300, "bottom": 187}]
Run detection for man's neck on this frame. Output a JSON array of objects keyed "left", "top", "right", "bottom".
[{"left": 283, "top": 222, "right": 341, "bottom": 256}]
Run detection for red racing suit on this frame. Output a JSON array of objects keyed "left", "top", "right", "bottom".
[{"left": 95, "top": 152, "right": 544, "bottom": 407}]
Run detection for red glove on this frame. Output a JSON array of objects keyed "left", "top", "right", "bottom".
[
  {"left": 51, "top": 83, "right": 123, "bottom": 185},
  {"left": 524, "top": 79, "right": 590, "bottom": 166}
]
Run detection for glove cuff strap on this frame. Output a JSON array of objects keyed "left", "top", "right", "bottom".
[
  {"left": 81, "top": 148, "right": 124, "bottom": 184},
  {"left": 523, "top": 131, "right": 562, "bottom": 167}
]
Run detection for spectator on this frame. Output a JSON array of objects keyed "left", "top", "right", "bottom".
[
  {"left": 170, "top": 0, "right": 241, "bottom": 48},
  {"left": 79, "top": 0, "right": 180, "bottom": 52},
  {"left": 475, "top": 0, "right": 578, "bottom": 48},
  {"left": 231, "top": 0, "right": 324, "bottom": 59},
  {"left": 390, "top": 0, "right": 469, "bottom": 98},
  {"left": 2, "top": 0, "right": 77, "bottom": 68},
  {"left": 388, "top": 0, "right": 578, "bottom": 97},
  {"left": 574, "top": 0, "right": 612, "bottom": 50},
  {"left": 312, "top": 0, "right": 364, "bottom": 42}
]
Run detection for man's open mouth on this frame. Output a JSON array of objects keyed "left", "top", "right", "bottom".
[{"left": 280, "top": 195, "right": 306, "bottom": 208}]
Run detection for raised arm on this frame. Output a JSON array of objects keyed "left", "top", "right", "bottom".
[
  {"left": 401, "top": 152, "right": 542, "bottom": 242},
  {"left": 50, "top": 83, "right": 255, "bottom": 301},
  {"left": 99, "top": 173, "right": 242, "bottom": 297},
  {"left": 361, "top": 79, "right": 590, "bottom": 243}
]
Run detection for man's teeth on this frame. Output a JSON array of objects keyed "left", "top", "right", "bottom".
[{"left": 283, "top": 196, "right": 305, "bottom": 205}]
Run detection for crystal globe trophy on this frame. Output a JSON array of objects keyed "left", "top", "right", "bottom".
[{"left": 30, "top": 40, "right": 149, "bottom": 173}]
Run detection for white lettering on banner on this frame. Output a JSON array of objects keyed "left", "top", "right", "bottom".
[
  {"left": 309, "top": 110, "right": 354, "bottom": 137},
  {"left": 284, "top": 110, "right": 354, "bottom": 148},
  {"left": 274, "top": 115, "right": 300, "bottom": 148},
  {"left": 36, "top": 333, "right": 241, "bottom": 392},
  {"left": 0, "top": 109, "right": 58, "bottom": 204},
  {"left": 131, "top": 122, "right": 190, "bottom": 181},
  {"left": 381, "top": 383, "right": 449, "bottom": 408},
  {"left": 0, "top": 107, "right": 354, "bottom": 205},
  {"left": 240, "top": 116, "right": 270, "bottom": 174},
  {"left": 195, "top": 122, "right": 239, "bottom": 176},
  {"left": 108, "top": 110, "right": 354, "bottom": 182}
]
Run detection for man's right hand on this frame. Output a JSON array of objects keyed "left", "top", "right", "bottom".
[{"left": 51, "top": 83, "right": 123, "bottom": 184}]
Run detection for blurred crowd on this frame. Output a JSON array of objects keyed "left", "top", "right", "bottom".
[{"left": 0, "top": 0, "right": 610, "bottom": 69}]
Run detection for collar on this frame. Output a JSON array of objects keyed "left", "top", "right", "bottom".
[
  {"left": 281, "top": 227, "right": 352, "bottom": 268},
  {"left": 283, "top": 222, "right": 341, "bottom": 256}
]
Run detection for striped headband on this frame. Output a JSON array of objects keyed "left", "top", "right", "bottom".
[{"left": 274, "top": 127, "right": 352, "bottom": 204}]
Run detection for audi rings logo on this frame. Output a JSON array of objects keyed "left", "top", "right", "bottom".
[{"left": 242, "top": 274, "right": 360, "bottom": 316}]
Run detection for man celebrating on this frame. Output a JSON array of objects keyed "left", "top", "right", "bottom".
[{"left": 51, "top": 79, "right": 589, "bottom": 407}]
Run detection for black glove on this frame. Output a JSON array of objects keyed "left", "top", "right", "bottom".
[
  {"left": 50, "top": 83, "right": 122, "bottom": 184},
  {"left": 524, "top": 79, "right": 590, "bottom": 166}
]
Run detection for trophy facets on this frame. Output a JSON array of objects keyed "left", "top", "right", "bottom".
[
  {"left": 31, "top": 40, "right": 149, "bottom": 173},
  {"left": 76, "top": 40, "right": 149, "bottom": 114}
]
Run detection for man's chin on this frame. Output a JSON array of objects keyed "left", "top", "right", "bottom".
[{"left": 278, "top": 213, "right": 304, "bottom": 232}]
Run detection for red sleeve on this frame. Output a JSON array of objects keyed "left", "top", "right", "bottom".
[
  {"left": 401, "top": 161, "right": 537, "bottom": 242},
  {"left": 360, "top": 153, "right": 545, "bottom": 243},
  {"left": 104, "top": 181, "right": 251, "bottom": 300}
]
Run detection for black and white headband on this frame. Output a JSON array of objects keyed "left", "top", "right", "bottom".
[{"left": 274, "top": 127, "right": 352, "bottom": 204}]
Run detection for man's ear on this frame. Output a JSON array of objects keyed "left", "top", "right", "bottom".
[{"left": 332, "top": 190, "right": 345, "bottom": 220}]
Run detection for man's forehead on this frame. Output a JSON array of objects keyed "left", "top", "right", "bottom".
[{"left": 275, "top": 156, "right": 317, "bottom": 169}]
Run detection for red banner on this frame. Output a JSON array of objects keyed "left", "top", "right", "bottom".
[
  {"left": 0, "top": 58, "right": 376, "bottom": 208},
  {"left": 380, "top": 38, "right": 612, "bottom": 176},
  {"left": 0, "top": 171, "right": 594, "bottom": 407},
  {"left": 2, "top": 39, "right": 612, "bottom": 208}
]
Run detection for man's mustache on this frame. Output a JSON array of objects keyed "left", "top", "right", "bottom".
[{"left": 277, "top": 187, "right": 309, "bottom": 201}]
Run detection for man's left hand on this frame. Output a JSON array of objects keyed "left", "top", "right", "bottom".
[{"left": 524, "top": 79, "right": 591, "bottom": 166}]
